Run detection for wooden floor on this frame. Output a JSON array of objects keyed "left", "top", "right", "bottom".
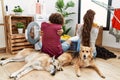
[{"left": 0, "top": 47, "right": 120, "bottom": 80}]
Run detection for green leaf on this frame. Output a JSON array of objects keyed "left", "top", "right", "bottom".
[
  {"left": 65, "top": 19, "right": 73, "bottom": 24},
  {"left": 62, "top": 25, "right": 72, "bottom": 35},
  {"left": 62, "top": 25, "right": 66, "bottom": 33},
  {"left": 55, "top": 0, "right": 75, "bottom": 35},
  {"left": 55, "top": 0, "right": 64, "bottom": 13},
  {"left": 13, "top": 5, "right": 23, "bottom": 12},
  {"left": 65, "top": 1, "right": 75, "bottom": 10},
  {"left": 65, "top": 27, "right": 72, "bottom": 34},
  {"left": 16, "top": 22, "right": 25, "bottom": 28},
  {"left": 63, "top": 12, "right": 75, "bottom": 17}
]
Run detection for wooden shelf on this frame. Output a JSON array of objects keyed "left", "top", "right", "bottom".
[{"left": 5, "top": 15, "right": 34, "bottom": 54}]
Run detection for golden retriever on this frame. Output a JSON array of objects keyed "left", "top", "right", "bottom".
[
  {"left": 58, "top": 46, "right": 105, "bottom": 78},
  {"left": 58, "top": 52, "right": 73, "bottom": 70},
  {"left": 0, "top": 48, "right": 60, "bottom": 80}
]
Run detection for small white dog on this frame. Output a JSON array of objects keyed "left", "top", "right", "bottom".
[{"left": 0, "top": 48, "right": 60, "bottom": 80}]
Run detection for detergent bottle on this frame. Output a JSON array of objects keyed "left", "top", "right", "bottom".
[{"left": 36, "top": 0, "right": 41, "bottom": 14}]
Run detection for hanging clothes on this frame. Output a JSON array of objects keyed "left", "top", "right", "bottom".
[
  {"left": 109, "top": 9, "right": 120, "bottom": 42},
  {"left": 112, "top": 9, "right": 120, "bottom": 30}
]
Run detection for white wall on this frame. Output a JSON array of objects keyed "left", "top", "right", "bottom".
[
  {"left": 102, "top": 0, "right": 120, "bottom": 48},
  {"left": 1, "top": 0, "right": 120, "bottom": 48},
  {"left": 0, "top": 25, "right": 5, "bottom": 48},
  {"left": 1, "top": 0, "right": 78, "bottom": 48},
  {"left": 3, "top": 0, "right": 78, "bottom": 25}
]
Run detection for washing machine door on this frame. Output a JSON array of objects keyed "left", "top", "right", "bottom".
[{"left": 25, "top": 21, "right": 40, "bottom": 44}]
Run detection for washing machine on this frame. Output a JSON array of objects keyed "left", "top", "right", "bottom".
[{"left": 25, "top": 14, "right": 48, "bottom": 50}]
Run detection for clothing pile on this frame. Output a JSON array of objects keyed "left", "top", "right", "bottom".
[{"left": 96, "top": 45, "right": 117, "bottom": 60}]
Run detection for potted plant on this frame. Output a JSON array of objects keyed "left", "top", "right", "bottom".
[
  {"left": 55, "top": 0, "right": 75, "bottom": 35},
  {"left": 13, "top": 5, "right": 24, "bottom": 15},
  {"left": 16, "top": 22, "right": 25, "bottom": 34}
]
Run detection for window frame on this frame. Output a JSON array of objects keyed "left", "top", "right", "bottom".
[{"left": 78, "top": 0, "right": 112, "bottom": 30}]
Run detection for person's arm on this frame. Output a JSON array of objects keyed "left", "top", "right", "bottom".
[
  {"left": 40, "top": 29, "right": 63, "bottom": 36},
  {"left": 90, "top": 27, "right": 99, "bottom": 53},
  {"left": 40, "top": 30, "right": 43, "bottom": 36},
  {"left": 77, "top": 24, "right": 83, "bottom": 37}
]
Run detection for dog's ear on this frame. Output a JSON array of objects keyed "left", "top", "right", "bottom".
[
  {"left": 49, "top": 56, "right": 55, "bottom": 64},
  {"left": 80, "top": 45, "right": 84, "bottom": 48},
  {"left": 52, "top": 56, "right": 55, "bottom": 62},
  {"left": 50, "top": 56, "right": 55, "bottom": 63},
  {"left": 80, "top": 45, "right": 84, "bottom": 51}
]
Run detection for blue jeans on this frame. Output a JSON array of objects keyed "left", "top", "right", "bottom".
[
  {"left": 36, "top": 40, "right": 80, "bottom": 52},
  {"left": 61, "top": 41, "right": 70, "bottom": 52},
  {"left": 37, "top": 39, "right": 96, "bottom": 57},
  {"left": 61, "top": 39, "right": 81, "bottom": 52},
  {"left": 93, "top": 50, "right": 97, "bottom": 58}
]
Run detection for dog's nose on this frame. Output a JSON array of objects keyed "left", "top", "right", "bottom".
[{"left": 83, "top": 55, "right": 86, "bottom": 59}]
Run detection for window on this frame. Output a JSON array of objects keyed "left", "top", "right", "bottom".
[{"left": 78, "top": 0, "right": 112, "bottom": 30}]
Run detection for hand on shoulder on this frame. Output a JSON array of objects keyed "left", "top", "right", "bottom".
[{"left": 57, "top": 29, "right": 63, "bottom": 36}]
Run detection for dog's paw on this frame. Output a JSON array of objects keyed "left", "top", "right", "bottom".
[
  {"left": 10, "top": 72, "right": 18, "bottom": 78},
  {"left": 76, "top": 71, "right": 81, "bottom": 77},
  {"left": 60, "top": 68, "right": 63, "bottom": 71},
  {"left": 50, "top": 69, "right": 56, "bottom": 76},
  {"left": 76, "top": 73, "right": 81, "bottom": 77},
  {"left": 100, "top": 73, "right": 105, "bottom": 78},
  {"left": 0, "top": 62, "right": 2, "bottom": 66},
  {"left": 9, "top": 74, "right": 15, "bottom": 78},
  {"left": 101, "top": 75, "right": 105, "bottom": 78},
  {"left": 57, "top": 67, "right": 63, "bottom": 71},
  {"left": 9, "top": 75, "right": 17, "bottom": 80},
  {"left": 76, "top": 74, "right": 81, "bottom": 77},
  {"left": 0, "top": 61, "right": 5, "bottom": 66},
  {"left": 10, "top": 76, "right": 18, "bottom": 80},
  {"left": 10, "top": 74, "right": 19, "bottom": 80},
  {"left": 14, "top": 77, "right": 17, "bottom": 80}
]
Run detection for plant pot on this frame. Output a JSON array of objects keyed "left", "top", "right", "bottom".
[
  {"left": 15, "top": 12, "right": 22, "bottom": 15},
  {"left": 18, "top": 28, "right": 23, "bottom": 34}
]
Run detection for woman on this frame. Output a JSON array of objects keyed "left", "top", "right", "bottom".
[{"left": 78, "top": 9, "right": 99, "bottom": 57}]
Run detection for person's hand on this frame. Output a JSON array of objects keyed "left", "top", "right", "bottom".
[
  {"left": 57, "top": 29, "right": 63, "bottom": 36},
  {"left": 40, "top": 31, "right": 43, "bottom": 36}
]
